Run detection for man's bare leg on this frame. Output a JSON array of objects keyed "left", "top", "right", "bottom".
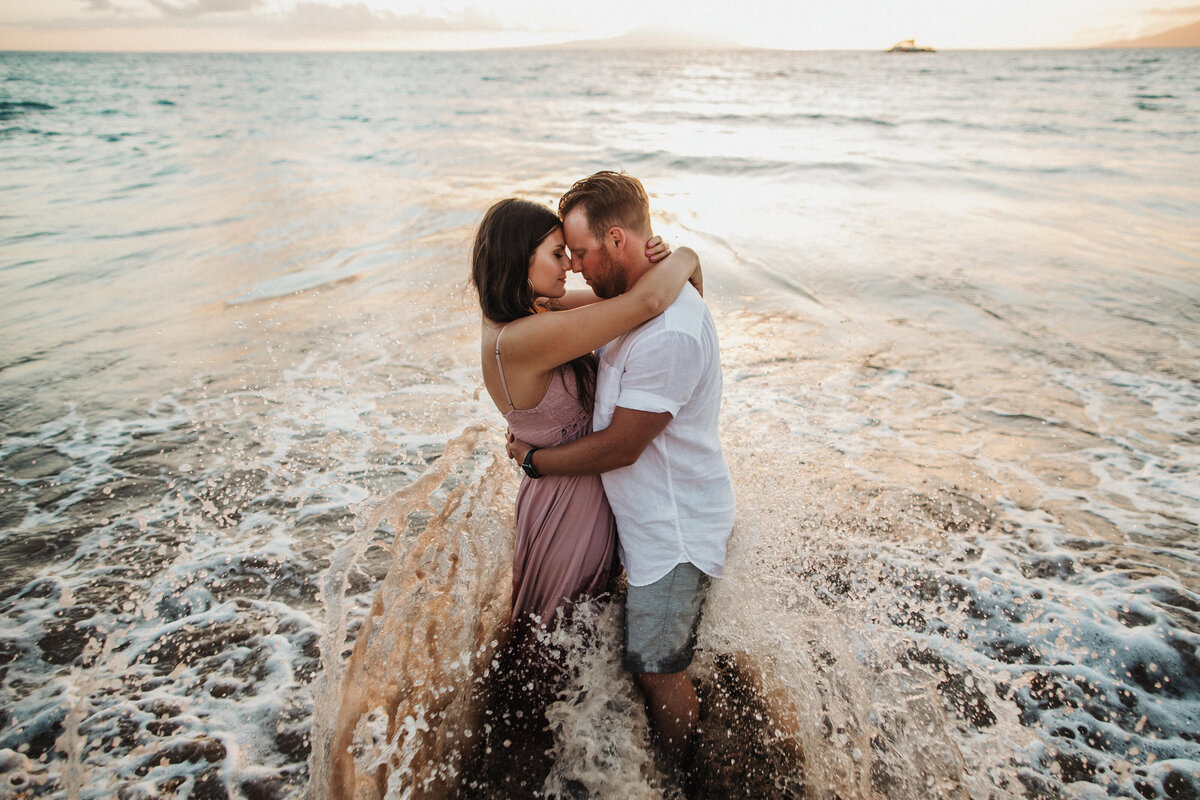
[{"left": 636, "top": 670, "right": 699, "bottom": 764}]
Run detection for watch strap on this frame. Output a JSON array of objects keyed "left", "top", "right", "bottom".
[{"left": 521, "top": 447, "right": 543, "bottom": 479}]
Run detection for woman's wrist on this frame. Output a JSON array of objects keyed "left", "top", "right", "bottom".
[{"left": 521, "top": 446, "right": 543, "bottom": 479}]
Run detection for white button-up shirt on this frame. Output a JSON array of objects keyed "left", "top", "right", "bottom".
[{"left": 594, "top": 284, "right": 736, "bottom": 587}]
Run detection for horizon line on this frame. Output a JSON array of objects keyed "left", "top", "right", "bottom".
[{"left": 2, "top": 44, "right": 1175, "bottom": 55}]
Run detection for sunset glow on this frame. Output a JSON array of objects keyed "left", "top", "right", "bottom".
[{"left": 2, "top": 0, "right": 1198, "bottom": 52}]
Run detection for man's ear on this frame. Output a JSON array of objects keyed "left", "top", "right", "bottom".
[{"left": 606, "top": 226, "right": 627, "bottom": 254}]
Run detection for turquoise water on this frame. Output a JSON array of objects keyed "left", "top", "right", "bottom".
[{"left": 1, "top": 48, "right": 1198, "bottom": 798}]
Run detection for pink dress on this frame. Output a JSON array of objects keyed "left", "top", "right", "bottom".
[{"left": 496, "top": 331, "right": 617, "bottom": 628}]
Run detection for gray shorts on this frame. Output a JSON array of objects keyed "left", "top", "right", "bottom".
[{"left": 624, "top": 562, "right": 711, "bottom": 674}]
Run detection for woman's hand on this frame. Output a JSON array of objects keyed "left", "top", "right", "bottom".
[
  {"left": 628, "top": 245, "right": 700, "bottom": 313},
  {"left": 506, "top": 430, "right": 533, "bottom": 464},
  {"left": 645, "top": 235, "right": 672, "bottom": 263}
]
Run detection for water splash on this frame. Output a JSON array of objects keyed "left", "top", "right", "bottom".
[
  {"left": 307, "top": 424, "right": 515, "bottom": 798},
  {"left": 298, "top": 415, "right": 985, "bottom": 799}
]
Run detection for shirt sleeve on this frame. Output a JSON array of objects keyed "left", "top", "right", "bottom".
[{"left": 615, "top": 329, "right": 704, "bottom": 416}]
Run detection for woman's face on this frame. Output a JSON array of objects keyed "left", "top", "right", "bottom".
[{"left": 527, "top": 227, "right": 570, "bottom": 299}]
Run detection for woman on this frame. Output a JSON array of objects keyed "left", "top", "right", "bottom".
[{"left": 470, "top": 197, "right": 700, "bottom": 631}]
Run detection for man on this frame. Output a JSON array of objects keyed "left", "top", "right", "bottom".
[{"left": 505, "top": 171, "right": 736, "bottom": 767}]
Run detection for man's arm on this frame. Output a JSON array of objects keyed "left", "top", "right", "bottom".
[{"left": 507, "top": 407, "right": 671, "bottom": 476}]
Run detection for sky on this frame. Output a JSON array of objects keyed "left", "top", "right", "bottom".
[{"left": 1, "top": 0, "right": 1198, "bottom": 52}]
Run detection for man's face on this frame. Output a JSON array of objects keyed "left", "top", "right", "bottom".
[{"left": 563, "top": 209, "right": 627, "bottom": 299}]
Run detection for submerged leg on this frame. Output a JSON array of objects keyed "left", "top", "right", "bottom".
[{"left": 636, "top": 669, "right": 700, "bottom": 764}]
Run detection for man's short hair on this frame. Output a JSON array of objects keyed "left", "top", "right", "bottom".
[{"left": 558, "top": 171, "right": 652, "bottom": 242}]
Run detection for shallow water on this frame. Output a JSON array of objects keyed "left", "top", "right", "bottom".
[{"left": 1, "top": 47, "right": 1198, "bottom": 798}]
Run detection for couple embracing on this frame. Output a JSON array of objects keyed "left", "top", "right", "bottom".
[{"left": 470, "top": 171, "right": 735, "bottom": 780}]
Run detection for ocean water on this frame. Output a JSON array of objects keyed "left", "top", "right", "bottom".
[{"left": 0, "top": 46, "right": 1198, "bottom": 799}]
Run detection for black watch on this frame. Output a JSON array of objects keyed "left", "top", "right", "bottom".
[{"left": 521, "top": 447, "right": 543, "bottom": 479}]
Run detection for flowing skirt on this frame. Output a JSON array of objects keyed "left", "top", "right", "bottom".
[{"left": 511, "top": 472, "right": 617, "bottom": 628}]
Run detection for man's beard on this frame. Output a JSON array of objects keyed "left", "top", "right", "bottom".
[{"left": 589, "top": 247, "right": 628, "bottom": 299}]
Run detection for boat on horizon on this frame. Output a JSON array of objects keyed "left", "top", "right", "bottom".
[{"left": 888, "top": 38, "right": 936, "bottom": 52}]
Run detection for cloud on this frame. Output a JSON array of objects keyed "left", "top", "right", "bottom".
[
  {"left": 276, "top": 1, "right": 381, "bottom": 30},
  {"left": 146, "top": 0, "right": 260, "bottom": 16},
  {"left": 73, "top": 0, "right": 511, "bottom": 34},
  {"left": 1146, "top": 3, "right": 1200, "bottom": 14},
  {"left": 395, "top": 7, "right": 512, "bottom": 32},
  {"left": 278, "top": 2, "right": 512, "bottom": 34},
  {"left": 76, "top": 0, "right": 142, "bottom": 12},
  {"left": 75, "top": 0, "right": 260, "bottom": 16}
]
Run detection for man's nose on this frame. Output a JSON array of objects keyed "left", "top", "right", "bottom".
[{"left": 568, "top": 258, "right": 581, "bottom": 273}]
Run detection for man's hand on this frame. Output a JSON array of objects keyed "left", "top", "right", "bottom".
[{"left": 505, "top": 407, "right": 672, "bottom": 478}]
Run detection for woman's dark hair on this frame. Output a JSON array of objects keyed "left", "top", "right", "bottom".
[{"left": 470, "top": 198, "right": 596, "bottom": 412}]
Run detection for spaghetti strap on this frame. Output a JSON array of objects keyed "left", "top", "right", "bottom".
[{"left": 495, "top": 326, "right": 516, "bottom": 412}]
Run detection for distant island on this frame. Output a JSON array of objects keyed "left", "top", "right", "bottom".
[{"left": 1100, "top": 18, "right": 1200, "bottom": 48}]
